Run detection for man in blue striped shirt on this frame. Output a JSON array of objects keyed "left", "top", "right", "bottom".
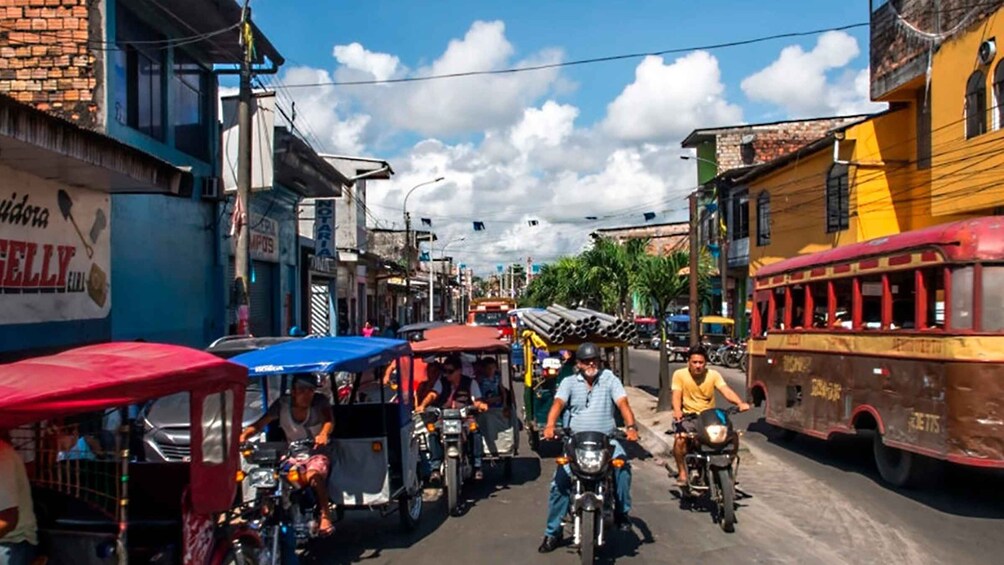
[{"left": 538, "top": 343, "right": 640, "bottom": 553}]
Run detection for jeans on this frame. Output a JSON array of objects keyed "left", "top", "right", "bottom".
[
  {"left": 0, "top": 542, "right": 36, "bottom": 565},
  {"left": 428, "top": 430, "right": 484, "bottom": 470},
  {"left": 544, "top": 440, "right": 632, "bottom": 537}
]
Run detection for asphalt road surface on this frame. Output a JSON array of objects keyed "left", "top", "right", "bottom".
[{"left": 299, "top": 350, "right": 1004, "bottom": 564}]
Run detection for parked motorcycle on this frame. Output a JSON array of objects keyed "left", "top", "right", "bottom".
[
  {"left": 238, "top": 439, "right": 327, "bottom": 563},
  {"left": 556, "top": 428, "right": 626, "bottom": 564},
  {"left": 674, "top": 407, "right": 742, "bottom": 533},
  {"left": 426, "top": 405, "right": 478, "bottom": 515}
]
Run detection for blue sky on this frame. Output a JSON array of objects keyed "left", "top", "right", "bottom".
[{"left": 246, "top": 1, "right": 883, "bottom": 272}]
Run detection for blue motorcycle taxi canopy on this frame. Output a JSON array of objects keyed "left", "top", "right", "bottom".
[{"left": 229, "top": 336, "right": 413, "bottom": 376}]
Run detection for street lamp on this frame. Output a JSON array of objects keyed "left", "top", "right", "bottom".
[
  {"left": 680, "top": 154, "right": 727, "bottom": 345},
  {"left": 402, "top": 176, "right": 445, "bottom": 324}
]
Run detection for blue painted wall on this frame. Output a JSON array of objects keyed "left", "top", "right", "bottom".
[
  {"left": 220, "top": 186, "right": 301, "bottom": 337},
  {"left": 110, "top": 194, "right": 225, "bottom": 347}
]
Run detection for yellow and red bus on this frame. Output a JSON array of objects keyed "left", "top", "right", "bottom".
[
  {"left": 467, "top": 297, "right": 517, "bottom": 330},
  {"left": 748, "top": 217, "right": 1004, "bottom": 487}
]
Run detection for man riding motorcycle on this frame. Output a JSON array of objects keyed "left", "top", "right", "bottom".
[
  {"left": 239, "top": 374, "right": 336, "bottom": 536},
  {"left": 415, "top": 355, "right": 489, "bottom": 481},
  {"left": 539, "top": 343, "right": 640, "bottom": 553},
  {"left": 672, "top": 345, "right": 750, "bottom": 486}
]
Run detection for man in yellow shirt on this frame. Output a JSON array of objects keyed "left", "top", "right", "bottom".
[{"left": 671, "top": 345, "right": 749, "bottom": 486}]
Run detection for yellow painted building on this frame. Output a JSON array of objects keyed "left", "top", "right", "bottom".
[
  {"left": 737, "top": 2, "right": 1004, "bottom": 277},
  {"left": 929, "top": 7, "right": 1004, "bottom": 216}
]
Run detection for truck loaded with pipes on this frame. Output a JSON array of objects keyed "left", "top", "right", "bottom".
[{"left": 517, "top": 304, "right": 636, "bottom": 450}]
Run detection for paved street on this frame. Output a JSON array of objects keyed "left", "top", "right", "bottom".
[{"left": 301, "top": 349, "right": 1004, "bottom": 564}]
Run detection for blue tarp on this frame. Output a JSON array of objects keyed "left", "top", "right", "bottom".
[{"left": 230, "top": 336, "right": 412, "bottom": 376}]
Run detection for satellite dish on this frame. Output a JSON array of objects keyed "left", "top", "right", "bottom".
[{"left": 979, "top": 39, "right": 996, "bottom": 66}]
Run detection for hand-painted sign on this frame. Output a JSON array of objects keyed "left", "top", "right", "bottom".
[
  {"left": 231, "top": 211, "right": 279, "bottom": 263},
  {"left": 0, "top": 175, "right": 111, "bottom": 325},
  {"left": 249, "top": 214, "right": 279, "bottom": 263},
  {"left": 314, "top": 199, "right": 335, "bottom": 258}
]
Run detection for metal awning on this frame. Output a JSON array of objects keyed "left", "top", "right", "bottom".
[
  {"left": 0, "top": 95, "right": 191, "bottom": 194},
  {"left": 140, "top": 0, "right": 284, "bottom": 66}
]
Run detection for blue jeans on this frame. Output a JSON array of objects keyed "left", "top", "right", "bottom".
[
  {"left": 544, "top": 441, "right": 632, "bottom": 537},
  {"left": 0, "top": 542, "right": 36, "bottom": 565},
  {"left": 428, "top": 431, "right": 484, "bottom": 470}
]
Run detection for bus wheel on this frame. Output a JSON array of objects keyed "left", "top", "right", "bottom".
[{"left": 872, "top": 433, "right": 941, "bottom": 488}]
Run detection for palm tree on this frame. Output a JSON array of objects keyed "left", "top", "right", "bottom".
[
  {"left": 583, "top": 237, "right": 649, "bottom": 318},
  {"left": 631, "top": 250, "right": 694, "bottom": 411}
]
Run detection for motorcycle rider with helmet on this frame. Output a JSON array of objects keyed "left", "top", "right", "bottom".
[
  {"left": 538, "top": 343, "right": 640, "bottom": 553},
  {"left": 672, "top": 345, "right": 750, "bottom": 486}
]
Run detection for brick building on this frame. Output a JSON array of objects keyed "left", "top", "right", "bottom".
[{"left": 0, "top": 0, "right": 286, "bottom": 354}]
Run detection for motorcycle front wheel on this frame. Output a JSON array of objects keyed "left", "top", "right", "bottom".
[
  {"left": 445, "top": 457, "right": 460, "bottom": 515},
  {"left": 579, "top": 509, "right": 596, "bottom": 564},
  {"left": 714, "top": 467, "right": 737, "bottom": 533}
]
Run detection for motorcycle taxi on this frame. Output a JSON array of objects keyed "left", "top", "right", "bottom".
[
  {"left": 229, "top": 337, "right": 424, "bottom": 534},
  {"left": 0, "top": 342, "right": 251, "bottom": 565},
  {"left": 409, "top": 325, "right": 517, "bottom": 514}
]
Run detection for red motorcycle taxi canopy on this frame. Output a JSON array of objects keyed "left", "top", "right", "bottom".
[
  {"left": 0, "top": 342, "right": 247, "bottom": 428},
  {"left": 410, "top": 325, "right": 509, "bottom": 386},
  {"left": 0, "top": 342, "right": 248, "bottom": 514}
]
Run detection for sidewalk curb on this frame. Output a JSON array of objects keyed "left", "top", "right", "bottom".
[{"left": 626, "top": 386, "right": 673, "bottom": 460}]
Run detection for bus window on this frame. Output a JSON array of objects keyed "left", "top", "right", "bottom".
[
  {"left": 888, "top": 270, "right": 916, "bottom": 330},
  {"left": 790, "top": 285, "right": 807, "bottom": 328},
  {"left": 860, "top": 275, "right": 884, "bottom": 330},
  {"left": 754, "top": 292, "right": 769, "bottom": 337},
  {"left": 772, "top": 287, "right": 787, "bottom": 330},
  {"left": 919, "top": 268, "right": 945, "bottom": 329},
  {"left": 982, "top": 265, "right": 1004, "bottom": 331},
  {"left": 832, "top": 278, "right": 853, "bottom": 329},
  {"left": 808, "top": 283, "right": 828, "bottom": 328},
  {"left": 951, "top": 266, "right": 974, "bottom": 330}
]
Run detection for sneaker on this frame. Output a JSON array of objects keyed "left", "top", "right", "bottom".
[
  {"left": 538, "top": 533, "right": 563, "bottom": 553},
  {"left": 474, "top": 468, "right": 484, "bottom": 481}
]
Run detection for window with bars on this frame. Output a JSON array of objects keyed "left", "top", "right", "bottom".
[
  {"left": 756, "top": 191, "right": 770, "bottom": 246},
  {"left": 966, "top": 70, "right": 987, "bottom": 139},
  {"left": 826, "top": 164, "right": 849, "bottom": 233}
]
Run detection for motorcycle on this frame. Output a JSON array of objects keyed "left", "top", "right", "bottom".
[
  {"left": 674, "top": 407, "right": 741, "bottom": 533},
  {"left": 238, "top": 439, "right": 327, "bottom": 563},
  {"left": 426, "top": 405, "right": 478, "bottom": 515},
  {"left": 557, "top": 428, "right": 626, "bottom": 564}
]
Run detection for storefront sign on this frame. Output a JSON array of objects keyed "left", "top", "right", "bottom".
[
  {"left": 314, "top": 199, "right": 335, "bottom": 258},
  {"left": 232, "top": 212, "right": 279, "bottom": 263},
  {"left": 249, "top": 213, "right": 279, "bottom": 262},
  {"left": 0, "top": 180, "right": 111, "bottom": 325},
  {"left": 309, "top": 253, "right": 337, "bottom": 274}
]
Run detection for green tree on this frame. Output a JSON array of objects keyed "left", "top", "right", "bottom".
[
  {"left": 631, "top": 250, "right": 708, "bottom": 411},
  {"left": 582, "top": 237, "right": 649, "bottom": 318}
]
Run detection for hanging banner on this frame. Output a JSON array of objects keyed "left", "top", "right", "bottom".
[{"left": 0, "top": 175, "right": 111, "bottom": 325}]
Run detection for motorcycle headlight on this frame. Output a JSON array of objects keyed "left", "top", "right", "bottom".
[
  {"left": 574, "top": 448, "right": 608, "bottom": 474},
  {"left": 704, "top": 424, "right": 729, "bottom": 444},
  {"left": 443, "top": 420, "right": 462, "bottom": 435},
  {"left": 248, "top": 467, "right": 277, "bottom": 489}
]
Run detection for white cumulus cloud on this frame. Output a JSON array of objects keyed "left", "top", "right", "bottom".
[
  {"left": 741, "top": 31, "right": 886, "bottom": 117},
  {"left": 332, "top": 42, "right": 402, "bottom": 82},
  {"left": 602, "top": 51, "right": 743, "bottom": 143}
]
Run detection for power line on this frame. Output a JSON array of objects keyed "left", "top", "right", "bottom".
[{"left": 277, "top": 22, "right": 869, "bottom": 89}]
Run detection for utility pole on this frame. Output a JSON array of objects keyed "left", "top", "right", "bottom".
[
  {"left": 688, "top": 191, "right": 700, "bottom": 346},
  {"left": 233, "top": 1, "right": 253, "bottom": 335},
  {"left": 403, "top": 213, "right": 412, "bottom": 324}
]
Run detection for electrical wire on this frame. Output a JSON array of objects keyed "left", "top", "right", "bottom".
[{"left": 277, "top": 22, "right": 870, "bottom": 89}]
